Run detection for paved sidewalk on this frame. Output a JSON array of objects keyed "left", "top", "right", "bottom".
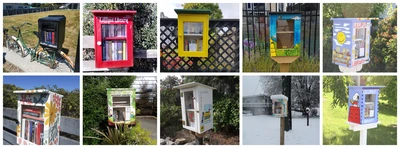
[
  {"left": 3, "top": 47, "right": 73, "bottom": 72},
  {"left": 137, "top": 116, "right": 157, "bottom": 140}
]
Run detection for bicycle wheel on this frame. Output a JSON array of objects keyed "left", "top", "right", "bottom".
[{"left": 6, "top": 36, "right": 27, "bottom": 57}]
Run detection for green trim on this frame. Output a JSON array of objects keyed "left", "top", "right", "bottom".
[{"left": 174, "top": 9, "right": 211, "bottom": 15}]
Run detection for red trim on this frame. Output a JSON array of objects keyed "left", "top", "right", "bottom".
[{"left": 94, "top": 12, "right": 135, "bottom": 68}]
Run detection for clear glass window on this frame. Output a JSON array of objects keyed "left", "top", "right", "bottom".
[
  {"left": 184, "top": 91, "right": 195, "bottom": 127},
  {"left": 364, "top": 94, "right": 375, "bottom": 118},
  {"left": 101, "top": 24, "right": 128, "bottom": 61},
  {"left": 355, "top": 28, "right": 367, "bottom": 59},
  {"left": 276, "top": 20, "right": 294, "bottom": 49},
  {"left": 274, "top": 102, "right": 282, "bottom": 114},
  {"left": 183, "top": 22, "right": 203, "bottom": 52}
]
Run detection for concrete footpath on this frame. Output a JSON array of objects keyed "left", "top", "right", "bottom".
[
  {"left": 3, "top": 47, "right": 73, "bottom": 72},
  {"left": 137, "top": 116, "right": 157, "bottom": 140}
]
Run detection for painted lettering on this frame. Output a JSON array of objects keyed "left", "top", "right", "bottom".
[
  {"left": 354, "top": 22, "right": 367, "bottom": 28},
  {"left": 99, "top": 17, "right": 129, "bottom": 23},
  {"left": 352, "top": 59, "right": 366, "bottom": 67}
]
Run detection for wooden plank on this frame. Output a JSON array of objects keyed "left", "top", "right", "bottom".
[
  {"left": 3, "top": 108, "right": 79, "bottom": 136},
  {"left": 82, "top": 36, "right": 94, "bottom": 48},
  {"left": 4, "top": 118, "right": 17, "bottom": 132},
  {"left": 3, "top": 131, "right": 79, "bottom": 145},
  {"left": 60, "top": 116, "right": 80, "bottom": 136},
  {"left": 3, "top": 131, "right": 17, "bottom": 145},
  {"left": 82, "top": 61, "right": 110, "bottom": 72},
  {"left": 3, "top": 107, "right": 17, "bottom": 119},
  {"left": 82, "top": 36, "right": 158, "bottom": 58}
]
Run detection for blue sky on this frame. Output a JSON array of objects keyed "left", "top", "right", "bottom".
[{"left": 3, "top": 76, "right": 79, "bottom": 91}]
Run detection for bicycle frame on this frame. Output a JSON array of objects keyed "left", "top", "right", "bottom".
[{"left": 8, "top": 22, "right": 58, "bottom": 69}]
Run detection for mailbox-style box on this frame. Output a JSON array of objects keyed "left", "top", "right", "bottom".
[
  {"left": 14, "top": 89, "right": 63, "bottom": 145},
  {"left": 270, "top": 95, "right": 288, "bottom": 117},
  {"left": 173, "top": 82, "right": 215, "bottom": 134},
  {"left": 92, "top": 10, "right": 136, "bottom": 68},
  {"left": 331, "top": 18, "right": 377, "bottom": 68},
  {"left": 38, "top": 15, "right": 66, "bottom": 50},
  {"left": 175, "top": 9, "right": 210, "bottom": 57},
  {"left": 348, "top": 86, "right": 384, "bottom": 125},
  {"left": 107, "top": 88, "right": 136, "bottom": 126},
  {"left": 269, "top": 12, "right": 302, "bottom": 59}
]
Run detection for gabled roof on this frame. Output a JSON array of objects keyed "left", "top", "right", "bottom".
[{"left": 173, "top": 82, "right": 216, "bottom": 90}]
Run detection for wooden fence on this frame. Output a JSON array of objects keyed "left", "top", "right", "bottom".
[
  {"left": 3, "top": 108, "right": 80, "bottom": 145},
  {"left": 82, "top": 36, "right": 157, "bottom": 72},
  {"left": 3, "top": 7, "right": 56, "bottom": 16},
  {"left": 160, "top": 18, "right": 240, "bottom": 72}
]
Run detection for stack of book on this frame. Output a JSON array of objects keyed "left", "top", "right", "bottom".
[
  {"left": 43, "top": 31, "right": 55, "bottom": 44},
  {"left": 102, "top": 24, "right": 127, "bottom": 38},
  {"left": 102, "top": 40, "right": 127, "bottom": 61},
  {"left": 101, "top": 24, "right": 128, "bottom": 61},
  {"left": 21, "top": 107, "right": 44, "bottom": 145}
]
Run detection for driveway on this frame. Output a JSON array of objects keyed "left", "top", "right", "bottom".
[{"left": 137, "top": 116, "right": 157, "bottom": 140}]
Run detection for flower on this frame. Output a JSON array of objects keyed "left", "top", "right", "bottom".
[
  {"left": 44, "top": 101, "right": 58, "bottom": 125},
  {"left": 16, "top": 125, "right": 20, "bottom": 137}
]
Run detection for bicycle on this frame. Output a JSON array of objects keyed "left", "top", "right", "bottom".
[{"left": 6, "top": 22, "right": 59, "bottom": 69}]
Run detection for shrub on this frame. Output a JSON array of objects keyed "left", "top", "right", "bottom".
[
  {"left": 85, "top": 123, "right": 156, "bottom": 145},
  {"left": 213, "top": 97, "right": 239, "bottom": 133},
  {"left": 160, "top": 104, "right": 182, "bottom": 138}
]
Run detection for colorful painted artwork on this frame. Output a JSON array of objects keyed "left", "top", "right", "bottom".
[
  {"left": 174, "top": 82, "right": 215, "bottom": 134},
  {"left": 348, "top": 86, "right": 383, "bottom": 125},
  {"left": 331, "top": 18, "right": 376, "bottom": 68},
  {"left": 106, "top": 88, "right": 136, "bottom": 126},
  {"left": 15, "top": 90, "right": 63, "bottom": 145},
  {"left": 269, "top": 12, "right": 302, "bottom": 57},
  {"left": 270, "top": 95, "right": 288, "bottom": 117}
]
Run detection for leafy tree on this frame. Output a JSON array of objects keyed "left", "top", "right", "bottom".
[
  {"left": 3, "top": 84, "right": 24, "bottom": 109},
  {"left": 261, "top": 76, "right": 320, "bottom": 112},
  {"left": 323, "top": 3, "right": 387, "bottom": 72},
  {"left": 83, "top": 76, "right": 136, "bottom": 145},
  {"left": 291, "top": 76, "right": 320, "bottom": 111},
  {"left": 323, "top": 76, "right": 355, "bottom": 108},
  {"left": 365, "top": 8, "right": 397, "bottom": 72},
  {"left": 366, "top": 76, "right": 397, "bottom": 108},
  {"left": 182, "top": 3, "right": 223, "bottom": 19},
  {"left": 160, "top": 76, "right": 181, "bottom": 106},
  {"left": 83, "top": 3, "right": 157, "bottom": 50}
]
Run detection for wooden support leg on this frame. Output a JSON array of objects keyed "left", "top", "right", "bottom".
[
  {"left": 280, "top": 63, "right": 289, "bottom": 72},
  {"left": 280, "top": 117, "right": 285, "bottom": 145}
]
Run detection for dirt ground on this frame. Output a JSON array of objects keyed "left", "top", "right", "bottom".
[{"left": 173, "top": 129, "right": 239, "bottom": 145}]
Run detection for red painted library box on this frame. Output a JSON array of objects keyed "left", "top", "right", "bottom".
[{"left": 92, "top": 10, "right": 136, "bottom": 68}]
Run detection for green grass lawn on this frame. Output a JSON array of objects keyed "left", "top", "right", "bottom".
[
  {"left": 3, "top": 10, "right": 80, "bottom": 58},
  {"left": 243, "top": 50, "right": 320, "bottom": 72},
  {"left": 323, "top": 92, "right": 397, "bottom": 145}
]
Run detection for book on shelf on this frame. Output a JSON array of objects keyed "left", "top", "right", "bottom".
[
  {"left": 51, "top": 32, "right": 55, "bottom": 44},
  {"left": 108, "top": 41, "right": 112, "bottom": 61},
  {"left": 117, "top": 41, "right": 123, "bottom": 60},
  {"left": 29, "top": 120, "right": 34, "bottom": 142},
  {"left": 121, "top": 25, "right": 126, "bottom": 37},
  {"left": 113, "top": 41, "right": 118, "bottom": 60},
  {"left": 103, "top": 41, "right": 107, "bottom": 61},
  {"left": 36, "top": 121, "right": 44, "bottom": 145},
  {"left": 122, "top": 41, "right": 126, "bottom": 60},
  {"left": 197, "top": 39, "right": 203, "bottom": 51},
  {"left": 110, "top": 25, "right": 115, "bottom": 37}
]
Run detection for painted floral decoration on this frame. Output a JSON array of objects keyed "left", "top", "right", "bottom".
[
  {"left": 16, "top": 125, "right": 20, "bottom": 137},
  {"left": 44, "top": 101, "right": 57, "bottom": 125}
]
